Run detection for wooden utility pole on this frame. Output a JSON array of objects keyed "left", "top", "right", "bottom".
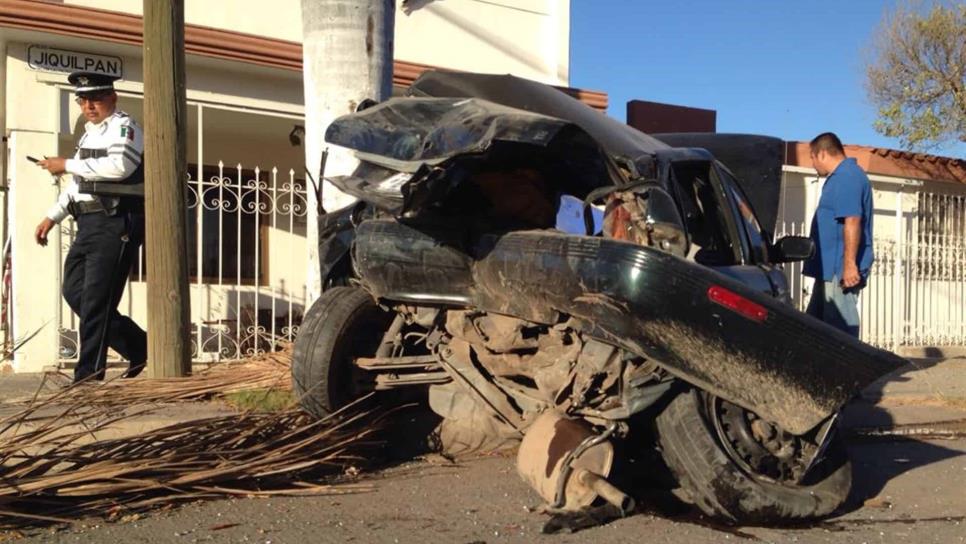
[{"left": 143, "top": 0, "right": 190, "bottom": 377}]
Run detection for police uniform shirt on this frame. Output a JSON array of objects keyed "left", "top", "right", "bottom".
[{"left": 45, "top": 110, "right": 144, "bottom": 223}]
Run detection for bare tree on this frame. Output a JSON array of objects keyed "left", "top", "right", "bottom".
[
  {"left": 300, "top": 0, "right": 395, "bottom": 300},
  {"left": 866, "top": 3, "right": 966, "bottom": 150}
]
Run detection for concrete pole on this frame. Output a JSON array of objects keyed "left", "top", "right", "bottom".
[
  {"left": 143, "top": 0, "right": 191, "bottom": 377},
  {"left": 301, "top": 0, "right": 395, "bottom": 301}
]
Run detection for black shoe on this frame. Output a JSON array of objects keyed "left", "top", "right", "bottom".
[{"left": 122, "top": 363, "right": 146, "bottom": 379}]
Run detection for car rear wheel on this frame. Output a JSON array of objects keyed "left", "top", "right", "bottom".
[{"left": 655, "top": 389, "right": 851, "bottom": 523}]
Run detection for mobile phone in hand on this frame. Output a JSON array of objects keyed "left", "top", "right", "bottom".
[{"left": 26, "top": 156, "right": 40, "bottom": 163}]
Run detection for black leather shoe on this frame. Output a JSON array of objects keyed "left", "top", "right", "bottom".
[{"left": 122, "top": 363, "right": 146, "bottom": 379}]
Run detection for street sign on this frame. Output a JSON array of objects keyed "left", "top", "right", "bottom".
[{"left": 27, "top": 45, "right": 123, "bottom": 78}]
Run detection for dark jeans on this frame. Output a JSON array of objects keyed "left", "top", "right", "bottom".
[{"left": 63, "top": 212, "right": 146, "bottom": 382}]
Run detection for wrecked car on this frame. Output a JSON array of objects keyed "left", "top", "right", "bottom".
[{"left": 292, "top": 71, "right": 905, "bottom": 523}]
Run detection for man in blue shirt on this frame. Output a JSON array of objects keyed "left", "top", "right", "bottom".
[{"left": 802, "top": 132, "right": 874, "bottom": 338}]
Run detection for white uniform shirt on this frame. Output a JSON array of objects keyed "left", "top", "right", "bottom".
[{"left": 46, "top": 110, "right": 144, "bottom": 223}]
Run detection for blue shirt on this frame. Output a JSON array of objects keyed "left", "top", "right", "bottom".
[{"left": 803, "top": 158, "right": 874, "bottom": 281}]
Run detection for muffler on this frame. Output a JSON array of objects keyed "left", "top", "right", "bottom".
[{"left": 517, "top": 412, "right": 634, "bottom": 514}]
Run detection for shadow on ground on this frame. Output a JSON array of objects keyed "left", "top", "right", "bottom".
[
  {"left": 843, "top": 435, "right": 963, "bottom": 512},
  {"left": 836, "top": 355, "right": 966, "bottom": 515}
]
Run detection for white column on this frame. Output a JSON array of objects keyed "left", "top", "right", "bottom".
[
  {"left": 7, "top": 131, "right": 62, "bottom": 372},
  {"left": 893, "top": 190, "right": 903, "bottom": 351},
  {"left": 301, "top": 0, "right": 395, "bottom": 302},
  {"left": 0, "top": 36, "right": 7, "bottom": 188}
]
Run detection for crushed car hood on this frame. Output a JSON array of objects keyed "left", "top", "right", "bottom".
[
  {"left": 324, "top": 96, "right": 622, "bottom": 214},
  {"left": 408, "top": 70, "right": 669, "bottom": 176},
  {"left": 325, "top": 97, "right": 583, "bottom": 173},
  {"left": 326, "top": 71, "right": 787, "bottom": 232}
]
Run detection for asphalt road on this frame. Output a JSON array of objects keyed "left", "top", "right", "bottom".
[{"left": 17, "top": 435, "right": 966, "bottom": 544}]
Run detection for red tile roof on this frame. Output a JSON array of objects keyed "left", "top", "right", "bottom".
[{"left": 785, "top": 142, "right": 966, "bottom": 185}]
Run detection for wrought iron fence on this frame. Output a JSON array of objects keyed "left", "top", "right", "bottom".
[{"left": 58, "top": 162, "right": 310, "bottom": 364}]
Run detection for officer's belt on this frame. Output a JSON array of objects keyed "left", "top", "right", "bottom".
[{"left": 69, "top": 200, "right": 113, "bottom": 216}]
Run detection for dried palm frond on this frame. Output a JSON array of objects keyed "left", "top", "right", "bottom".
[
  {"left": 57, "top": 346, "right": 294, "bottom": 407},
  {"left": 1, "top": 348, "right": 293, "bottom": 440},
  {"left": 0, "top": 347, "right": 382, "bottom": 529},
  {"left": 0, "top": 404, "right": 379, "bottom": 529}
]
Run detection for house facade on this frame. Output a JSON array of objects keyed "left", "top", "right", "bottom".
[{"left": 0, "top": 0, "right": 594, "bottom": 372}]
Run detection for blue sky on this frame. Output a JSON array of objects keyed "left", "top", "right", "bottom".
[{"left": 569, "top": 0, "right": 964, "bottom": 158}]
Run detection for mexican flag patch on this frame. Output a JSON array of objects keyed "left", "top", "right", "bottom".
[{"left": 120, "top": 126, "right": 135, "bottom": 141}]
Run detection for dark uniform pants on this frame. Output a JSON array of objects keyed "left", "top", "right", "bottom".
[{"left": 63, "top": 212, "right": 147, "bottom": 381}]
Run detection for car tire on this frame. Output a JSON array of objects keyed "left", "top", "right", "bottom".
[
  {"left": 292, "top": 286, "right": 392, "bottom": 419},
  {"left": 655, "top": 389, "right": 851, "bottom": 523}
]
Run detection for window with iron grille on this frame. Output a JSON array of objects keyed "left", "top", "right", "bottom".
[
  {"left": 915, "top": 192, "right": 966, "bottom": 281},
  {"left": 189, "top": 164, "right": 266, "bottom": 284},
  {"left": 132, "top": 165, "right": 268, "bottom": 284}
]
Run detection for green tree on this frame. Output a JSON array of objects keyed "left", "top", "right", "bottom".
[{"left": 866, "top": 3, "right": 966, "bottom": 150}]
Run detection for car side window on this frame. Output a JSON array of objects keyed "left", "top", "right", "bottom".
[
  {"left": 669, "top": 161, "right": 736, "bottom": 265},
  {"left": 718, "top": 169, "right": 770, "bottom": 264}
]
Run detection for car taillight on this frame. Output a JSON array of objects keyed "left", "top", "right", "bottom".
[{"left": 707, "top": 285, "right": 768, "bottom": 323}]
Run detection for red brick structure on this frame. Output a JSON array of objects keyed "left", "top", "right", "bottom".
[{"left": 626, "top": 99, "right": 716, "bottom": 134}]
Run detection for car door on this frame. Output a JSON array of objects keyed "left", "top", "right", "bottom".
[
  {"left": 712, "top": 163, "right": 792, "bottom": 301},
  {"left": 665, "top": 156, "right": 776, "bottom": 296}
]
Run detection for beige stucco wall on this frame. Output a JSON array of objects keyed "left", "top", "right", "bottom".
[
  {"left": 6, "top": 131, "right": 62, "bottom": 373},
  {"left": 63, "top": 0, "right": 304, "bottom": 42},
  {"left": 62, "top": 0, "right": 571, "bottom": 85},
  {"left": 394, "top": 0, "right": 570, "bottom": 84},
  {"left": 4, "top": 43, "right": 66, "bottom": 372},
  {"left": 0, "top": 37, "right": 8, "bottom": 297},
  {"left": 0, "top": 37, "right": 6, "bottom": 188}
]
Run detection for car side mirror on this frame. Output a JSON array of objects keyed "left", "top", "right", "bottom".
[{"left": 771, "top": 235, "right": 815, "bottom": 263}]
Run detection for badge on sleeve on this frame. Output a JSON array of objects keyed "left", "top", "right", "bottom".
[{"left": 120, "top": 126, "right": 135, "bottom": 141}]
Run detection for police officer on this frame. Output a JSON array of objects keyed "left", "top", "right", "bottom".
[{"left": 34, "top": 71, "right": 147, "bottom": 383}]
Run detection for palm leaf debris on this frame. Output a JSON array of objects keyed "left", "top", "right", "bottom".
[{"left": 0, "top": 349, "right": 379, "bottom": 529}]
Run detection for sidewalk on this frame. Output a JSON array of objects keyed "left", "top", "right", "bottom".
[{"left": 842, "top": 355, "right": 966, "bottom": 429}]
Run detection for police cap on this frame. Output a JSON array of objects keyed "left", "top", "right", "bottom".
[{"left": 67, "top": 71, "right": 119, "bottom": 96}]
